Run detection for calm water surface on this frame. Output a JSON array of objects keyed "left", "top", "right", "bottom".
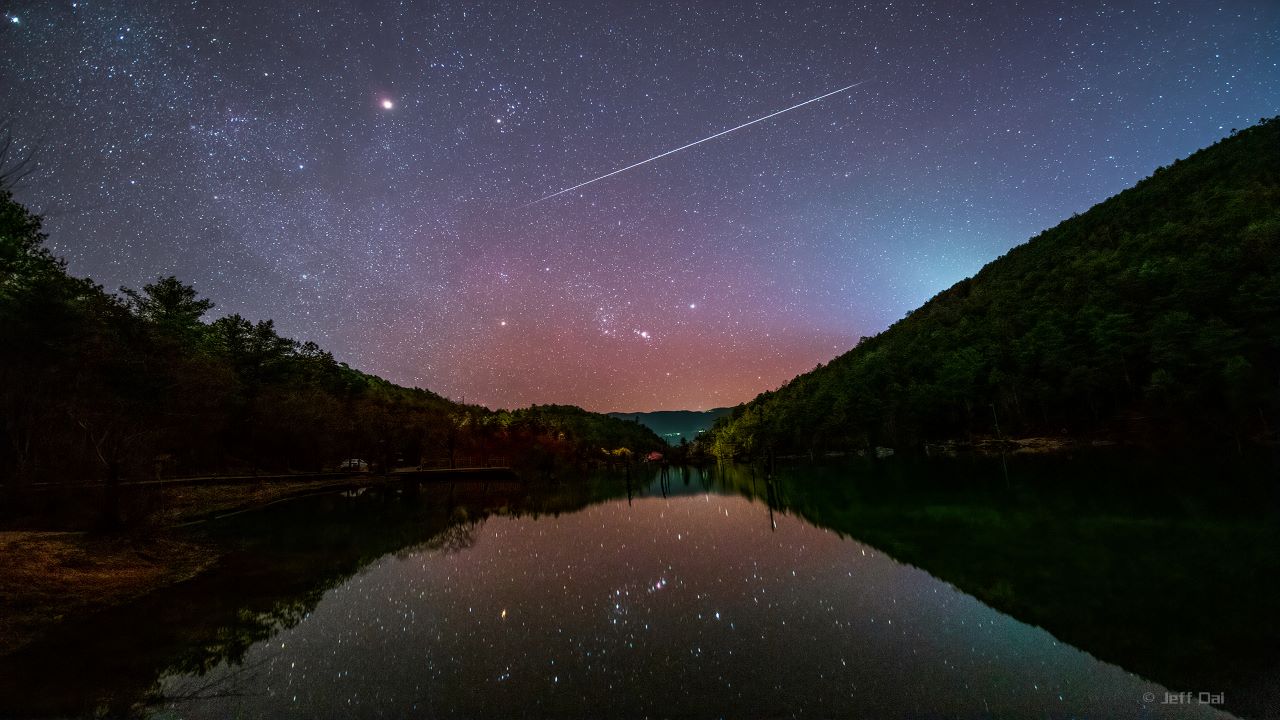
[
  {"left": 157, "top": 493, "right": 1228, "bottom": 719},
  {"left": 1, "top": 456, "right": 1276, "bottom": 719}
]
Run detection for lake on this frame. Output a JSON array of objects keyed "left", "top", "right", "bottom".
[{"left": 0, "top": 453, "right": 1276, "bottom": 718}]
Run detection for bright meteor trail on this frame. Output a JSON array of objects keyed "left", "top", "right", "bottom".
[{"left": 524, "top": 79, "right": 872, "bottom": 206}]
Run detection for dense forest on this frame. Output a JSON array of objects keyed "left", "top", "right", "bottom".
[
  {"left": 0, "top": 185, "right": 662, "bottom": 500},
  {"left": 705, "top": 118, "right": 1280, "bottom": 458}
]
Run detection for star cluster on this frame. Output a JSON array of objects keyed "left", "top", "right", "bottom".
[{"left": 2, "top": 1, "right": 1277, "bottom": 410}]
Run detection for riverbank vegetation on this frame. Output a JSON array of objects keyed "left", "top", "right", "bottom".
[{"left": 705, "top": 118, "right": 1280, "bottom": 459}]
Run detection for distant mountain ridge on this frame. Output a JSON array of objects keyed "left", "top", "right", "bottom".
[
  {"left": 608, "top": 408, "right": 733, "bottom": 445},
  {"left": 704, "top": 117, "right": 1280, "bottom": 456}
]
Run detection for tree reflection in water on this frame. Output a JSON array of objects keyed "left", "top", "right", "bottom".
[{"left": 0, "top": 453, "right": 1274, "bottom": 719}]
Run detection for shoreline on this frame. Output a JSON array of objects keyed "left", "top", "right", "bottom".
[
  {"left": 0, "top": 475, "right": 394, "bottom": 659},
  {"left": 753, "top": 433, "right": 1277, "bottom": 462},
  {"left": 0, "top": 530, "right": 214, "bottom": 658},
  {"left": 755, "top": 435, "right": 1115, "bottom": 462}
]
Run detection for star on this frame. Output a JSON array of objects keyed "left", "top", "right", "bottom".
[{"left": 2, "top": 0, "right": 1272, "bottom": 413}]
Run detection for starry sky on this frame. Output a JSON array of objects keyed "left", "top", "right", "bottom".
[{"left": 2, "top": 1, "right": 1277, "bottom": 411}]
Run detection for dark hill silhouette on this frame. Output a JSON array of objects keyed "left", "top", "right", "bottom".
[{"left": 706, "top": 117, "right": 1280, "bottom": 457}]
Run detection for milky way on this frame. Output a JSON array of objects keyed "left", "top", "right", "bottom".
[{"left": 2, "top": 1, "right": 1277, "bottom": 410}]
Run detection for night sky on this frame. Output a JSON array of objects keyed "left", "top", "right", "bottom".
[{"left": 2, "top": 1, "right": 1277, "bottom": 411}]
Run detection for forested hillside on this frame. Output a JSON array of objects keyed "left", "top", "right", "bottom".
[
  {"left": 706, "top": 118, "right": 1280, "bottom": 457},
  {"left": 0, "top": 189, "right": 662, "bottom": 495}
]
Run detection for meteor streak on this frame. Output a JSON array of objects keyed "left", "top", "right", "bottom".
[{"left": 523, "top": 79, "right": 871, "bottom": 207}]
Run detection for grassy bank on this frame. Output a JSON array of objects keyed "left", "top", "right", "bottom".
[
  {"left": 0, "top": 475, "right": 394, "bottom": 658},
  {"left": 0, "top": 531, "right": 212, "bottom": 657}
]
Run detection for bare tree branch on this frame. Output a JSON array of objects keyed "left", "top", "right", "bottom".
[{"left": 0, "top": 125, "right": 41, "bottom": 191}]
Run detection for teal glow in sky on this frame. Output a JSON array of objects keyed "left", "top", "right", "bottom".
[{"left": 3, "top": 0, "right": 1278, "bottom": 409}]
